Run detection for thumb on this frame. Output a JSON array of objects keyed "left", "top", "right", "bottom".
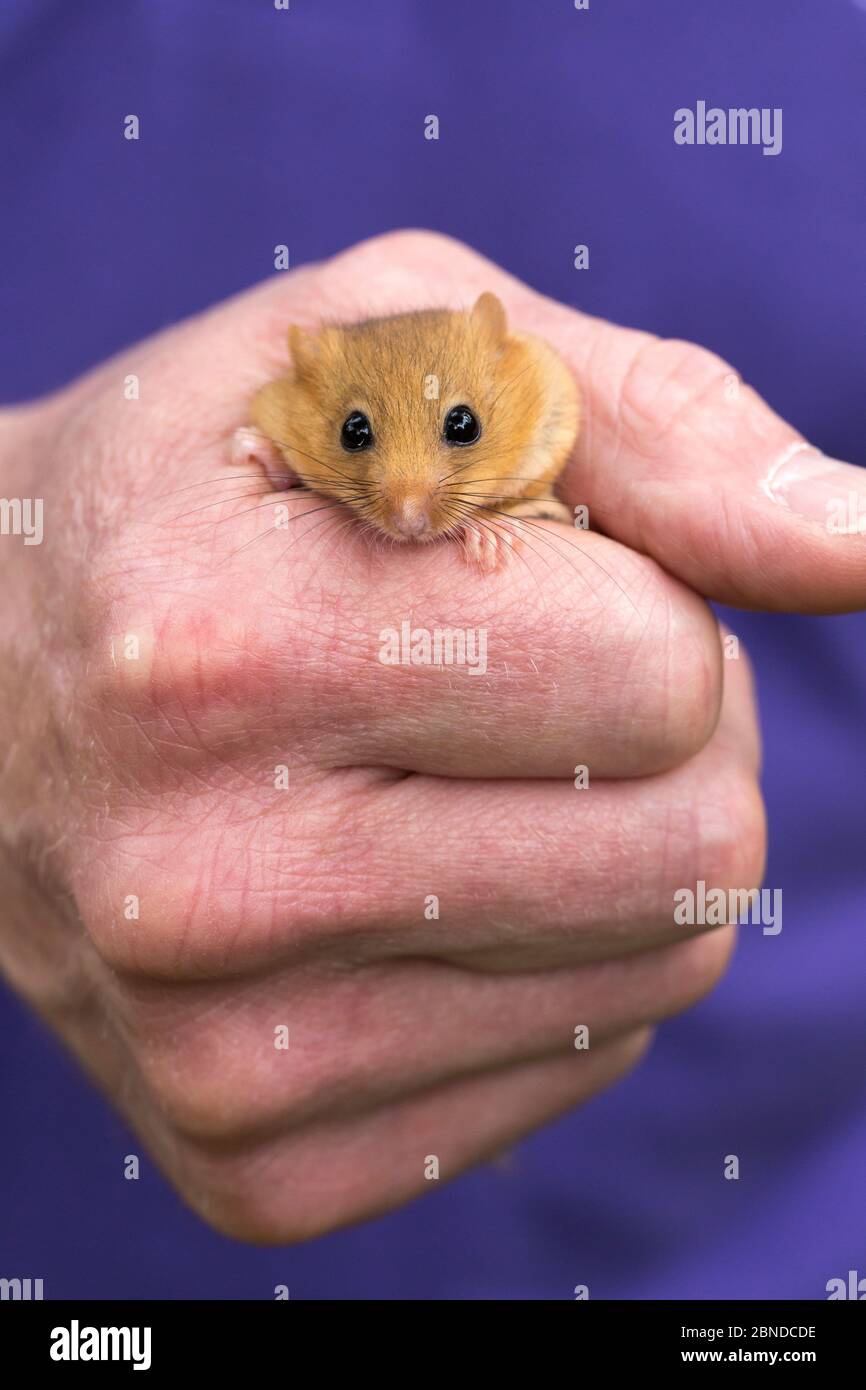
[{"left": 545, "top": 318, "right": 866, "bottom": 614}]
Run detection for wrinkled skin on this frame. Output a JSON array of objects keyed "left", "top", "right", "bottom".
[{"left": 1, "top": 231, "right": 862, "bottom": 1243}]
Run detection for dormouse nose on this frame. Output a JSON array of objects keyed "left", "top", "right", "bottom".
[{"left": 391, "top": 496, "right": 430, "bottom": 538}]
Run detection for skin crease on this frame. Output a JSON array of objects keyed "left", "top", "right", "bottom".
[
  {"left": 1, "top": 229, "right": 863, "bottom": 1244},
  {"left": 238, "top": 291, "right": 579, "bottom": 570}
]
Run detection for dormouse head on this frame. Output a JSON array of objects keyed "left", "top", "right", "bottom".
[{"left": 267, "top": 293, "right": 574, "bottom": 542}]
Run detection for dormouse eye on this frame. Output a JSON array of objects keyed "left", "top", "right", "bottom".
[
  {"left": 443, "top": 404, "right": 481, "bottom": 446},
  {"left": 340, "top": 411, "right": 373, "bottom": 451}
]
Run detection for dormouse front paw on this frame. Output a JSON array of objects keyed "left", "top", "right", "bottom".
[
  {"left": 231, "top": 426, "right": 297, "bottom": 490},
  {"left": 460, "top": 515, "right": 524, "bottom": 573},
  {"left": 459, "top": 497, "right": 571, "bottom": 573}
]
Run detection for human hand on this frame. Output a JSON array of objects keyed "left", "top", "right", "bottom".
[{"left": 1, "top": 232, "right": 861, "bottom": 1241}]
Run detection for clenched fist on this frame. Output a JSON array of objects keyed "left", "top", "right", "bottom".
[{"left": 2, "top": 231, "right": 861, "bottom": 1242}]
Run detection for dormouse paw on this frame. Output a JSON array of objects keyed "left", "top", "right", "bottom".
[
  {"left": 460, "top": 517, "right": 523, "bottom": 574},
  {"left": 459, "top": 497, "right": 571, "bottom": 573},
  {"left": 231, "top": 426, "right": 297, "bottom": 490}
]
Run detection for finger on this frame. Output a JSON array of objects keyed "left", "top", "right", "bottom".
[
  {"left": 98, "top": 486, "right": 723, "bottom": 782},
  {"left": 101, "top": 927, "right": 733, "bottom": 1141},
  {"left": 137, "top": 1029, "right": 652, "bottom": 1243},
  {"left": 442, "top": 647, "right": 762, "bottom": 972},
  {"left": 322, "top": 528, "right": 721, "bottom": 780},
  {"left": 79, "top": 638, "right": 762, "bottom": 978},
  {"left": 42, "top": 899, "right": 654, "bottom": 1244}
]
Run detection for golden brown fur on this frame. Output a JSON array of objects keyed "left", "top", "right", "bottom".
[{"left": 245, "top": 293, "right": 580, "bottom": 558}]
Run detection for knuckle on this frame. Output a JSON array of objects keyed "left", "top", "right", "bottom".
[
  {"left": 123, "top": 980, "right": 347, "bottom": 1143},
  {"left": 170, "top": 1148, "right": 325, "bottom": 1245},
  {"left": 136, "top": 1032, "right": 319, "bottom": 1144},
  {"left": 83, "top": 593, "right": 270, "bottom": 724},
  {"left": 79, "top": 572, "right": 350, "bottom": 771},
  {"left": 137, "top": 1040, "right": 248, "bottom": 1142},
  {"left": 78, "top": 861, "right": 194, "bottom": 977},
  {"left": 167, "top": 1144, "right": 284, "bottom": 1243}
]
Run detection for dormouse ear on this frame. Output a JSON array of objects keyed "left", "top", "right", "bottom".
[
  {"left": 471, "top": 292, "right": 508, "bottom": 347},
  {"left": 288, "top": 324, "right": 319, "bottom": 378}
]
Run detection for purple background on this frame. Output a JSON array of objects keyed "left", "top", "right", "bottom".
[{"left": 1, "top": 0, "right": 865, "bottom": 1299}]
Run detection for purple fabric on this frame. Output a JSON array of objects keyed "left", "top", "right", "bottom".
[{"left": 1, "top": 0, "right": 864, "bottom": 1299}]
